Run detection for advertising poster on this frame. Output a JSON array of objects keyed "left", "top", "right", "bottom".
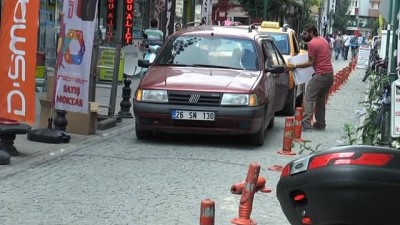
[
  {"left": 54, "top": 0, "right": 98, "bottom": 114},
  {"left": 0, "top": 0, "right": 40, "bottom": 124},
  {"left": 391, "top": 81, "right": 400, "bottom": 137},
  {"left": 201, "top": 0, "right": 212, "bottom": 25},
  {"left": 356, "top": 45, "right": 371, "bottom": 69}
]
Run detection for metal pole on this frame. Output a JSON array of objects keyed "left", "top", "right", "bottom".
[
  {"left": 108, "top": 0, "right": 124, "bottom": 117},
  {"left": 263, "top": 0, "right": 268, "bottom": 20},
  {"left": 385, "top": 0, "right": 393, "bottom": 62},
  {"left": 389, "top": 0, "right": 399, "bottom": 81}
]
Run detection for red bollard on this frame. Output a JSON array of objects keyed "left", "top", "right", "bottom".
[
  {"left": 332, "top": 75, "right": 338, "bottom": 93},
  {"left": 200, "top": 199, "right": 215, "bottom": 225},
  {"left": 293, "top": 107, "right": 305, "bottom": 142},
  {"left": 336, "top": 70, "right": 343, "bottom": 90},
  {"left": 231, "top": 162, "right": 261, "bottom": 225},
  {"left": 231, "top": 176, "right": 271, "bottom": 194},
  {"left": 277, "top": 117, "right": 296, "bottom": 155}
]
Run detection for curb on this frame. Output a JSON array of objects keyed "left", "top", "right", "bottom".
[{"left": 0, "top": 119, "right": 135, "bottom": 178}]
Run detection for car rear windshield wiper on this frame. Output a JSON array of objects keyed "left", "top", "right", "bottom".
[{"left": 191, "top": 64, "right": 239, "bottom": 70}]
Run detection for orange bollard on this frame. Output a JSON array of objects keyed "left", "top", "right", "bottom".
[
  {"left": 200, "top": 199, "right": 215, "bottom": 225},
  {"left": 337, "top": 70, "right": 343, "bottom": 90},
  {"left": 231, "top": 162, "right": 261, "bottom": 225},
  {"left": 277, "top": 117, "right": 296, "bottom": 155},
  {"left": 332, "top": 75, "right": 338, "bottom": 93},
  {"left": 231, "top": 176, "right": 271, "bottom": 194},
  {"left": 293, "top": 107, "right": 305, "bottom": 142}
]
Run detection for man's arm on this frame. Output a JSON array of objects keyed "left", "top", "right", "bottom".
[{"left": 287, "top": 55, "right": 315, "bottom": 70}]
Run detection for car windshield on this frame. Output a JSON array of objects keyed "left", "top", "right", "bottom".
[
  {"left": 155, "top": 36, "right": 259, "bottom": 70},
  {"left": 264, "top": 32, "right": 290, "bottom": 55}
]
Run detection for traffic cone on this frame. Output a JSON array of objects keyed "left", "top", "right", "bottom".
[
  {"left": 277, "top": 117, "right": 296, "bottom": 155},
  {"left": 200, "top": 199, "right": 215, "bottom": 225},
  {"left": 294, "top": 107, "right": 305, "bottom": 142},
  {"left": 231, "top": 162, "right": 261, "bottom": 225}
]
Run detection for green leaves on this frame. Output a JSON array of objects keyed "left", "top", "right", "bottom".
[{"left": 330, "top": 0, "right": 351, "bottom": 33}]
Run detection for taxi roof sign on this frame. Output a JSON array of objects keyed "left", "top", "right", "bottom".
[{"left": 261, "top": 21, "right": 280, "bottom": 29}]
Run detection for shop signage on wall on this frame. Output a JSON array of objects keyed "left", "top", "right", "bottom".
[
  {"left": 123, "top": 0, "right": 134, "bottom": 45},
  {"left": 107, "top": 0, "right": 115, "bottom": 42}
]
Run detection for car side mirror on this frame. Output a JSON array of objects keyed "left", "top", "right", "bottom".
[
  {"left": 265, "top": 65, "right": 285, "bottom": 73},
  {"left": 138, "top": 59, "right": 150, "bottom": 68}
]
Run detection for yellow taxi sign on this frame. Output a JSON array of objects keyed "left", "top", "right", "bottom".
[{"left": 261, "top": 21, "right": 280, "bottom": 29}]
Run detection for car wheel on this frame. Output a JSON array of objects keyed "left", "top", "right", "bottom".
[
  {"left": 281, "top": 88, "right": 296, "bottom": 116},
  {"left": 249, "top": 115, "right": 266, "bottom": 146},
  {"left": 135, "top": 121, "right": 153, "bottom": 139}
]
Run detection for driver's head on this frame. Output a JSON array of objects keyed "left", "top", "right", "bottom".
[{"left": 151, "top": 19, "right": 158, "bottom": 28}]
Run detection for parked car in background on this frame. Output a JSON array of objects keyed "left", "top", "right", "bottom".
[
  {"left": 244, "top": 21, "right": 306, "bottom": 115},
  {"left": 133, "top": 26, "right": 291, "bottom": 146}
]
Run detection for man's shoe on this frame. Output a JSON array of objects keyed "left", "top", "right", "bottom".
[{"left": 312, "top": 124, "right": 326, "bottom": 131}]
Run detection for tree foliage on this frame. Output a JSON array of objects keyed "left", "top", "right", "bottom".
[
  {"left": 237, "top": 0, "right": 296, "bottom": 19},
  {"left": 330, "top": 0, "right": 351, "bottom": 33},
  {"left": 237, "top": 0, "right": 321, "bottom": 23}
]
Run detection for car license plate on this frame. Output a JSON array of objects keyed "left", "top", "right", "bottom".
[{"left": 171, "top": 110, "right": 215, "bottom": 121}]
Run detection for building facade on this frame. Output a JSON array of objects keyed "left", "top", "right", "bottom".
[{"left": 347, "top": 0, "right": 381, "bottom": 36}]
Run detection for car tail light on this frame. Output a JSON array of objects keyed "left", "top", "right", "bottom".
[{"left": 308, "top": 152, "right": 393, "bottom": 170}]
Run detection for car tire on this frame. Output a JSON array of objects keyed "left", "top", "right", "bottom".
[
  {"left": 280, "top": 87, "right": 296, "bottom": 116},
  {"left": 249, "top": 115, "right": 266, "bottom": 147},
  {"left": 135, "top": 121, "right": 153, "bottom": 140}
]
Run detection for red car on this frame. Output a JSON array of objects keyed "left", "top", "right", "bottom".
[{"left": 134, "top": 26, "right": 290, "bottom": 146}]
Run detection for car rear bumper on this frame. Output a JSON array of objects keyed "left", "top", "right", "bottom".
[{"left": 133, "top": 101, "right": 265, "bottom": 135}]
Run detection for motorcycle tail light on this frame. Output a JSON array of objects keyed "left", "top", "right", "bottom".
[{"left": 308, "top": 152, "right": 393, "bottom": 170}]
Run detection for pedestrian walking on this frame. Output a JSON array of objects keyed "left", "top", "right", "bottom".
[
  {"left": 342, "top": 33, "right": 351, "bottom": 60},
  {"left": 333, "top": 34, "right": 343, "bottom": 60},
  {"left": 350, "top": 35, "right": 359, "bottom": 59},
  {"left": 287, "top": 24, "right": 334, "bottom": 131}
]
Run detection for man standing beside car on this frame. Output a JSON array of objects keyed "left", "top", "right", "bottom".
[{"left": 287, "top": 24, "right": 333, "bottom": 131}]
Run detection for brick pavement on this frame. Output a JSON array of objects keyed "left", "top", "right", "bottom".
[{"left": 0, "top": 59, "right": 367, "bottom": 225}]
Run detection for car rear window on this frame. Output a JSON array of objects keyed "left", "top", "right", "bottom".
[
  {"left": 156, "top": 36, "right": 259, "bottom": 70},
  {"left": 263, "top": 32, "right": 290, "bottom": 55}
]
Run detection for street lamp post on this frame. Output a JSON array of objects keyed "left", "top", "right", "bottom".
[{"left": 263, "top": 0, "right": 268, "bottom": 20}]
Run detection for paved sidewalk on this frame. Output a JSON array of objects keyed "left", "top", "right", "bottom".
[
  {"left": 7, "top": 79, "right": 140, "bottom": 168},
  {"left": 300, "top": 59, "right": 367, "bottom": 150}
]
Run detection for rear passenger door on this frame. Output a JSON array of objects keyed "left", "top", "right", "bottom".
[{"left": 262, "top": 40, "right": 289, "bottom": 112}]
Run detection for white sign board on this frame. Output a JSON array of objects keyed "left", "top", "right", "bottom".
[
  {"left": 391, "top": 80, "right": 400, "bottom": 137},
  {"left": 288, "top": 53, "right": 315, "bottom": 84},
  {"left": 356, "top": 45, "right": 371, "bottom": 69}
]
